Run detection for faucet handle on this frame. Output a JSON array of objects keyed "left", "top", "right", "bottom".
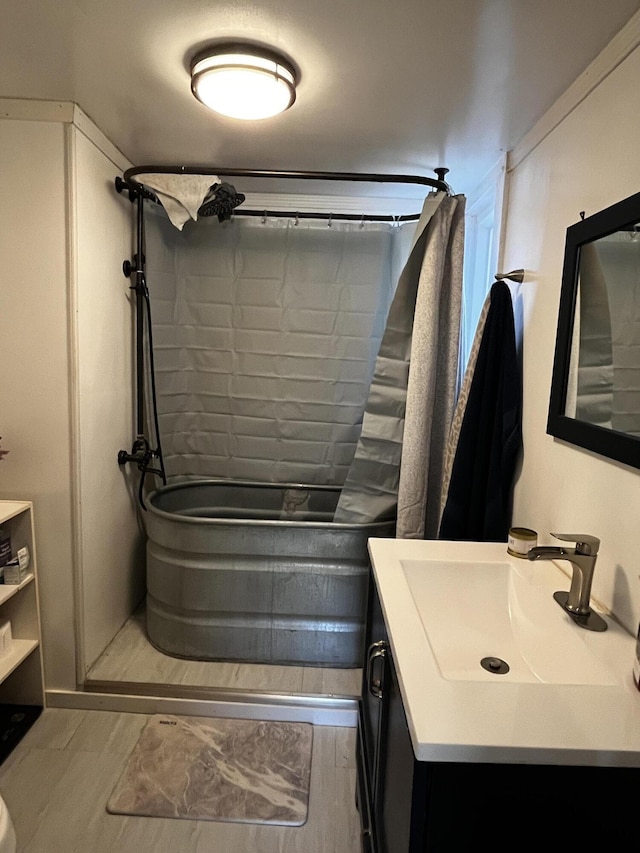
[{"left": 551, "top": 533, "right": 600, "bottom": 555}]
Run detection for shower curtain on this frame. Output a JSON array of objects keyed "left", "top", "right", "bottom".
[
  {"left": 334, "top": 193, "right": 465, "bottom": 536},
  {"left": 569, "top": 242, "right": 614, "bottom": 429},
  {"left": 144, "top": 206, "right": 411, "bottom": 484}
]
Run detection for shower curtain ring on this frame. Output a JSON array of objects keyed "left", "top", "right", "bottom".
[
  {"left": 262, "top": 210, "right": 267, "bottom": 224},
  {"left": 295, "top": 212, "right": 299, "bottom": 226},
  {"left": 359, "top": 215, "right": 365, "bottom": 229},
  {"left": 328, "top": 213, "right": 333, "bottom": 228}
]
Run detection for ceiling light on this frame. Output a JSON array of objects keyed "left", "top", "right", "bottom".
[{"left": 191, "top": 46, "right": 297, "bottom": 120}]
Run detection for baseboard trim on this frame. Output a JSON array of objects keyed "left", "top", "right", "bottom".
[{"left": 46, "top": 685, "right": 358, "bottom": 727}]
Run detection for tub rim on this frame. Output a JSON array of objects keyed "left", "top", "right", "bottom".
[{"left": 146, "top": 478, "right": 396, "bottom": 531}]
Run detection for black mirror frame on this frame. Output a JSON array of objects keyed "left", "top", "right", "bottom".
[{"left": 547, "top": 190, "right": 640, "bottom": 470}]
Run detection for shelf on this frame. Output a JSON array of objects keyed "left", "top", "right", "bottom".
[
  {"left": 0, "top": 574, "right": 34, "bottom": 607},
  {"left": 0, "top": 639, "right": 38, "bottom": 685},
  {"left": 0, "top": 502, "right": 31, "bottom": 525},
  {"left": 0, "top": 501, "right": 44, "bottom": 711}
]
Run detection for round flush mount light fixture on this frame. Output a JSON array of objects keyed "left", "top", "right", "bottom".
[{"left": 190, "top": 45, "right": 297, "bottom": 120}]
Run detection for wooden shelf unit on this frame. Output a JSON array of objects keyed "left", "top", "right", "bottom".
[{"left": 0, "top": 501, "right": 44, "bottom": 707}]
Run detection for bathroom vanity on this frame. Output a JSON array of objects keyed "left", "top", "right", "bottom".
[{"left": 356, "top": 538, "right": 640, "bottom": 851}]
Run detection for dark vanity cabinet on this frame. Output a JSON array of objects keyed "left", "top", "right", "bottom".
[
  {"left": 355, "top": 568, "right": 638, "bottom": 852},
  {"left": 356, "top": 572, "right": 430, "bottom": 853}
]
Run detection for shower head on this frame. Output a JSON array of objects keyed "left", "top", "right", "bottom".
[{"left": 198, "top": 182, "right": 246, "bottom": 222}]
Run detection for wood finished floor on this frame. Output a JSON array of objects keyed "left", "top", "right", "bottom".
[
  {"left": 0, "top": 708, "right": 361, "bottom": 853},
  {"left": 87, "top": 609, "right": 362, "bottom": 697}
]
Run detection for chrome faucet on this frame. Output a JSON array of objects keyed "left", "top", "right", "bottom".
[{"left": 527, "top": 533, "right": 607, "bottom": 632}]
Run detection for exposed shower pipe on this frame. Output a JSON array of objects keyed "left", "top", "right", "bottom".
[
  {"left": 132, "top": 190, "right": 145, "bottom": 438},
  {"left": 116, "top": 184, "right": 166, "bottom": 507}
]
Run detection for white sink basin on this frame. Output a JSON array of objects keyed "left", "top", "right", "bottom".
[{"left": 401, "top": 557, "right": 617, "bottom": 685}]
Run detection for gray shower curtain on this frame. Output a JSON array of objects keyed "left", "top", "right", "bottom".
[
  {"left": 334, "top": 193, "right": 465, "bottom": 536},
  {"left": 144, "top": 209, "right": 407, "bottom": 484},
  {"left": 572, "top": 242, "right": 614, "bottom": 429}
]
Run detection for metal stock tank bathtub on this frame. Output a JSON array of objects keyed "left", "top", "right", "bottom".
[{"left": 144, "top": 480, "right": 394, "bottom": 667}]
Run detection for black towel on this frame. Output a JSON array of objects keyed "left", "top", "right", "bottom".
[{"left": 438, "top": 280, "right": 522, "bottom": 542}]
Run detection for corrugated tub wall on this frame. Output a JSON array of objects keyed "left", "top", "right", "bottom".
[
  {"left": 142, "top": 205, "right": 407, "bottom": 667},
  {"left": 146, "top": 481, "right": 394, "bottom": 666}
]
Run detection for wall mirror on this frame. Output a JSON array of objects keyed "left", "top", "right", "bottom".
[{"left": 547, "top": 190, "right": 640, "bottom": 469}]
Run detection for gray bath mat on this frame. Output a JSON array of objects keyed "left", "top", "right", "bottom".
[{"left": 107, "top": 714, "right": 313, "bottom": 825}]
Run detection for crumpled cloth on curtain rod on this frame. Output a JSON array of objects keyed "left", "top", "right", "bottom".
[
  {"left": 136, "top": 173, "right": 220, "bottom": 230},
  {"left": 333, "top": 191, "right": 466, "bottom": 537}
]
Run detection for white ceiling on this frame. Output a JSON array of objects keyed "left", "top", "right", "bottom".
[{"left": 3, "top": 0, "right": 640, "bottom": 196}]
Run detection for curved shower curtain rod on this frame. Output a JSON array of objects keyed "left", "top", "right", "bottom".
[
  {"left": 115, "top": 162, "right": 455, "bottom": 504},
  {"left": 117, "top": 164, "right": 453, "bottom": 223}
]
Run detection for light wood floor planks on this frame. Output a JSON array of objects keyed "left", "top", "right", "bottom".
[
  {"left": 0, "top": 708, "right": 361, "bottom": 853},
  {"left": 87, "top": 609, "right": 362, "bottom": 698}
]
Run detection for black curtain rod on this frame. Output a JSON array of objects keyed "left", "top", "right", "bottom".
[
  {"left": 117, "top": 165, "right": 451, "bottom": 222},
  {"left": 121, "top": 165, "right": 452, "bottom": 194},
  {"left": 114, "top": 180, "right": 423, "bottom": 222},
  {"left": 228, "top": 209, "right": 420, "bottom": 223}
]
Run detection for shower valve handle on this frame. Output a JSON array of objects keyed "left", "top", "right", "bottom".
[{"left": 117, "top": 437, "right": 152, "bottom": 467}]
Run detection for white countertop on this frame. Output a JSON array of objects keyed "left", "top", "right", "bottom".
[{"left": 368, "top": 537, "right": 640, "bottom": 766}]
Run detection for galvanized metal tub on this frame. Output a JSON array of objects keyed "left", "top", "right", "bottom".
[{"left": 144, "top": 480, "right": 395, "bottom": 667}]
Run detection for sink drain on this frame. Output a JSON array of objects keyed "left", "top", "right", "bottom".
[{"left": 480, "top": 656, "right": 510, "bottom": 675}]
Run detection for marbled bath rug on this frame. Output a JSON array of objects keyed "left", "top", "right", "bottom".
[{"left": 107, "top": 714, "right": 313, "bottom": 826}]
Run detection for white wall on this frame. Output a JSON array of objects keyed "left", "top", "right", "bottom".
[
  {"left": 502, "top": 40, "right": 640, "bottom": 634},
  {"left": 0, "top": 117, "right": 76, "bottom": 688},
  {"left": 71, "top": 122, "right": 143, "bottom": 673},
  {"left": 0, "top": 104, "right": 143, "bottom": 691}
]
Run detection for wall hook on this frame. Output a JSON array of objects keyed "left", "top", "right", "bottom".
[{"left": 495, "top": 268, "right": 525, "bottom": 284}]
